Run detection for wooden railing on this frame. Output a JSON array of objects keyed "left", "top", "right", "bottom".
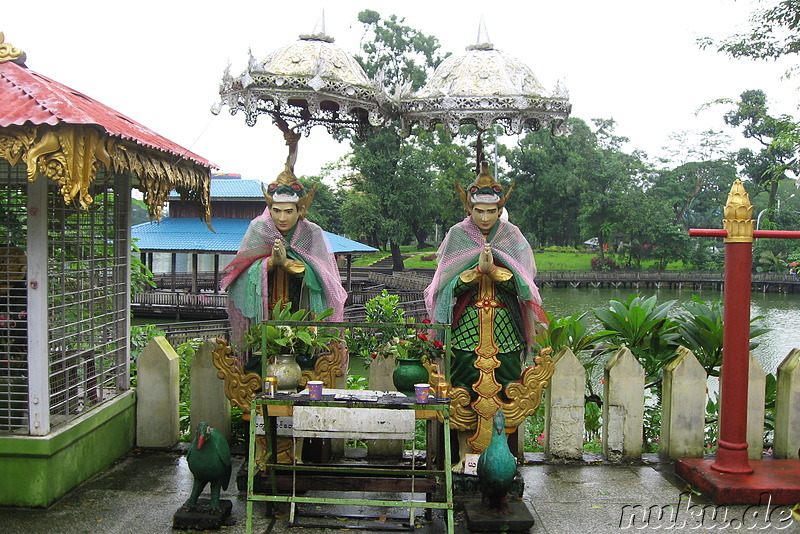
[{"left": 132, "top": 291, "right": 228, "bottom": 309}]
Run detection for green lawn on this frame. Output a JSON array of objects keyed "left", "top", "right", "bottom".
[{"left": 352, "top": 248, "right": 684, "bottom": 271}]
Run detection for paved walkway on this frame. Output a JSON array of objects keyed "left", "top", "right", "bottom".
[{"left": 1, "top": 449, "right": 798, "bottom": 534}]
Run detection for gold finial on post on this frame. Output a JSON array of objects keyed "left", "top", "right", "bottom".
[{"left": 723, "top": 179, "right": 754, "bottom": 243}]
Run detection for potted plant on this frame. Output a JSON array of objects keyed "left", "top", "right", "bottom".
[
  {"left": 392, "top": 319, "right": 445, "bottom": 396},
  {"left": 241, "top": 300, "right": 340, "bottom": 391}
]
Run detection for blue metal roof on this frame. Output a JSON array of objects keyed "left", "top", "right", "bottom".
[
  {"left": 131, "top": 218, "right": 377, "bottom": 254},
  {"left": 169, "top": 179, "right": 265, "bottom": 199}
]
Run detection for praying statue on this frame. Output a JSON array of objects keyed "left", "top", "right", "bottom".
[
  {"left": 221, "top": 165, "right": 347, "bottom": 373},
  {"left": 425, "top": 161, "right": 548, "bottom": 469}
]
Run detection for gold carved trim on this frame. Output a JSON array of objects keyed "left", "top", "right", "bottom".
[
  {"left": 25, "top": 124, "right": 112, "bottom": 209},
  {"left": 212, "top": 337, "right": 262, "bottom": 413},
  {"left": 503, "top": 347, "right": 555, "bottom": 428},
  {"left": 0, "top": 123, "right": 211, "bottom": 223},
  {"left": 0, "top": 33, "right": 26, "bottom": 65},
  {"left": 723, "top": 179, "right": 754, "bottom": 243},
  {"left": 446, "top": 387, "right": 478, "bottom": 431},
  {"left": 301, "top": 340, "right": 346, "bottom": 387}
]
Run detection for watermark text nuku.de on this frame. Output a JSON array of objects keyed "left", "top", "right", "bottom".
[{"left": 619, "top": 492, "right": 794, "bottom": 530}]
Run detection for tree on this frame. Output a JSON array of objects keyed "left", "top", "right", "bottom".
[
  {"left": 699, "top": 0, "right": 800, "bottom": 64},
  {"left": 650, "top": 160, "right": 735, "bottom": 229},
  {"left": 348, "top": 10, "right": 446, "bottom": 269},
  {"left": 340, "top": 187, "right": 385, "bottom": 249},
  {"left": 503, "top": 118, "right": 596, "bottom": 248},
  {"left": 700, "top": 3, "right": 800, "bottom": 207},
  {"left": 723, "top": 89, "right": 796, "bottom": 219},
  {"left": 578, "top": 119, "right": 647, "bottom": 258},
  {"left": 611, "top": 190, "right": 690, "bottom": 270},
  {"left": 300, "top": 176, "right": 343, "bottom": 235},
  {"left": 653, "top": 130, "right": 734, "bottom": 228}
]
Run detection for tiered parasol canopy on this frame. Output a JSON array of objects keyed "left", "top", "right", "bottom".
[
  {"left": 215, "top": 18, "right": 571, "bottom": 172},
  {"left": 398, "top": 23, "right": 571, "bottom": 167},
  {"left": 214, "top": 17, "right": 390, "bottom": 171}
]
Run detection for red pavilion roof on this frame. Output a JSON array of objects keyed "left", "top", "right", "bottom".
[{"left": 0, "top": 60, "right": 214, "bottom": 169}]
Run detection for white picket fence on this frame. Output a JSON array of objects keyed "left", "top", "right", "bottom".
[
  {"left": 544, "top": 345, "right": 800, "bottom": 461},
  {"left": 136, "top": 337, "right": 800, "bottom": 461}
]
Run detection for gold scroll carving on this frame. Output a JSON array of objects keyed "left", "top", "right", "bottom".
[
  {"left": 0, "top": 33, "right": 26, "bottom": 65},
  {"left": 211, "top": 338, "right": 261, "bottom": 413},
  {"left": 300, "top": 340, "right": 346, "bottom": 388}
]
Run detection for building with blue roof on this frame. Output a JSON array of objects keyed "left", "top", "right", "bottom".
[{"left": 131, "top": 178, "right": 377, "bottom": 318}]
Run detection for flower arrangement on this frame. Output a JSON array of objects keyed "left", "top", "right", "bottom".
[{"left": 400, "top": 318, "right": 444, "bottom": 361}]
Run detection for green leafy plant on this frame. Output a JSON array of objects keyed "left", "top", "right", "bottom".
[
  {"left": 674, "top": 296, "right": 770, "bottom": 377},
  {"left": 175, "top": 338, "right": 204, "bottom": 441},
  {"left": 129, "top": 323, "right": 166, "bottom": 387},
  {"left": 763, "top": 373, "right": 777, "bottom": 447},
  {"left": 401, "top": 319, "right": 444, "bottom": 360},
  {"left": 534, "top": 311, "right": 609, "bottom": 363},
  {"left": 592, "top": 294, "right": 681, "bottom": 385},
  {"left": 344, "top": 290, "right": 410, "bottom": 365},
  {"left": 241, "top": 300, "right": 339, "bottom": 357},
  {"left": 130, "top": 240, "right": 156, "bottom": 297}
]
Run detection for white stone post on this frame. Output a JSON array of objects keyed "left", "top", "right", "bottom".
[
  {"left": 190, "top": 340, "right": 231, "bottom": 442},
  {"left": 136, "top": 337, "right": 180, "bottom": 447},
  {"left": 774, "top": 348, "right": 800, "bottom": 459},
  {"left": 544, "top": 347, "right": 585, "bottom": 460},
  {"left": 746, "top": 353, "right": 766, "bottom": 459},
  {"left": 602, "top": 346, "right": 644, "bottom": 462},
  {"left": 367, "top": 353, "right": 402, "bottom": 457},
  {"left": 660, "top": 347, "right": 706, "bottom": 459},
  {"left": 26, "top": 177, "right": 50, "bottom": 435}
]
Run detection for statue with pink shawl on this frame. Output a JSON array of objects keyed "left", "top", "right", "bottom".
[
  {"left": 221, "top": 166, "right": 347, "bottom": 375},
  {"left": 425, "top": 162, "right": 549, "bottom": 468}
]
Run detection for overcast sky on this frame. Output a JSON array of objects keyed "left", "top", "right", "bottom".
[{"left": 5, "top": 0, "right": 798, "bottom": 182}]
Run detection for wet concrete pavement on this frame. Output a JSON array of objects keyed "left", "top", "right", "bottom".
[{"left": 1, "top": 448, "right": 798, "bottom": 534}]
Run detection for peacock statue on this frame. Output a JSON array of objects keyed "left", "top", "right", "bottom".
[
  {"left": 476, "top": 409, "right": 518, "bottom": 514},
  {"left": 185, "top": 422, "right": 232, "bottom": 511}
]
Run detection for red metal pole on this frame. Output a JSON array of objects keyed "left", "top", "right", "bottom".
[{"left": 711, "top": 240, "right": 754, "bottom": 474}]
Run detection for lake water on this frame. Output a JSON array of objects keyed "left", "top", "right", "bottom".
[{"left": 539, "top": 286, "right": 800, "bottom": 376}]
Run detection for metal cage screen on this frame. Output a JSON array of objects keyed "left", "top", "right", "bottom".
[
  {"left": 47, "top": 170, "right": 130, "bottom": 428},
  {"left": 0, "top": 161, "right": 29, "bottom": 432}
]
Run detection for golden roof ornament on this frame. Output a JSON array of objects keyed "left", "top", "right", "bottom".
[
  {"left": 0, "top": 32, "right": 27, "bottom": 66},
  {"left": 723, "top": 179, "right": 754, "bottom": 243}
]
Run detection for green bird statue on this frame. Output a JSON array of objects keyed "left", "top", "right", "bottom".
[
  {"left": 476, "top": 410, "right": 517, "bottom": 514},
  {"left": 186, "top": 422, "right": 232, "bottom": 511}
]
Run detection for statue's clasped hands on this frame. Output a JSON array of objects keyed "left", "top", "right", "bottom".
[
  {"left": 269, "top": 238, "right": 288, "bottom": 269},
  {"left": 478, "top": 243, "right": 494, "bottom": 274}
]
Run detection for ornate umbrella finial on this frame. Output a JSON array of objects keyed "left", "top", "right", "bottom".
[
  {"left": 471, "top": 17, "right": 493, "bottom": 50},
  {"left": 300, "top": 10, "right": 334, "bottom": 43}
]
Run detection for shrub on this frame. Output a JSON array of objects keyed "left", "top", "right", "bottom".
[
  {"left": 542, "top": 245, "right": 580, "bottom": 253},
  {"left": 590, "top": 256, "right": 618, "bottom": 271}
]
